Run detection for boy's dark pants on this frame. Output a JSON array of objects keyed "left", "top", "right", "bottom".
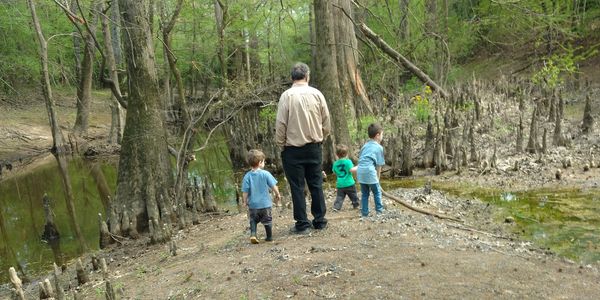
[
  {"left": 249, "top": 208, "right": 272, "bottom": 239},
  {"left": 333, "top": 186, "right": 359, "bottom": 210},
  {"left": 281, "top": 143, "right": 327, "bottom": 230}
]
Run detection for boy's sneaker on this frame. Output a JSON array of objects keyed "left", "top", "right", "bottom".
[
  {"left": 352, "top": 205, "right": 360, "bottom": 210},
  {"left": 265, "top": 237, "right": 273, "bottom": 242},
  {"left": 250, "top": 236, "right": 259, "bottom": 244},
  {"left": 331, "top": 208, "right": 340, "bottom": 213}
]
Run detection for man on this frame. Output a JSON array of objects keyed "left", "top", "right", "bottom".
[{"left": 276, "top": 62, "right": 331, "bottom": 234}]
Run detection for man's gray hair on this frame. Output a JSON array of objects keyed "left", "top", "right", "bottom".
[{"left": 291, "top": 62, "right": 310, "bottom": 81}]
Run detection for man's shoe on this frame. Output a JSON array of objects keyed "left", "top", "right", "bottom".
[
  {"left": 250, "top": 236, "right": 259, "bottom": 244},
  {"left": 289, "top": 226, "right": 311, "bottom": 235},
  {"left": 313, "top": 222, "right": 328, "bottom": 230}
]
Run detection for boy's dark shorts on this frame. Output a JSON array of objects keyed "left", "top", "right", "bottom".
[{"left": 248, "top": 207, "right": 272, "bottom": 225}]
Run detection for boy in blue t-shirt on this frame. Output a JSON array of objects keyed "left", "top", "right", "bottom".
[
  {"left": 332, "top": 144, "right": 359, "bottom": 211},
  {"left": 356, "top": 123, "right": 385, "bottom": 218},
  {"left": 241, "top": 149, "right": 281, "bottom": 244}
]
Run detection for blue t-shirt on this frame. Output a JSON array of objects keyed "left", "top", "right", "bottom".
[
  {"left": 356, "top": 140, "right": 385, "bottom": 184},
  {"left": 241, "top": 169, "right": 278, "bottom": 209}
]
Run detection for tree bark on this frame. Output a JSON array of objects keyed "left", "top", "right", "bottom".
[
  {"left": 113, "top": 0, "right": 174, "bottom": 243},
  {"left": 314, "top": 0, "right": 349, "bottom": 168},
  {"left": 333, "top": 0, "right": 372, "bottom": 114}
]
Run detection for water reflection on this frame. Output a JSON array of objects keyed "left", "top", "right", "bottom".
[
  {"left": 0, "top": 133, "right": 237, "bottom": 283},
  {"left": 0, "top": 156, "right": 114, "bottom": 283}
]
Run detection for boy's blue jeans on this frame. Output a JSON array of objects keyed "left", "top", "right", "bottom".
[{"left": 360, "top": 183, "right": 383, "bottom": 217}]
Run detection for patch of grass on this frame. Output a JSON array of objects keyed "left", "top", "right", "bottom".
[{"left": 135, "top": 265, "right": 148, "bottom": 279}]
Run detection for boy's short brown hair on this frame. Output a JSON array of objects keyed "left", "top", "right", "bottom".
[
  {"left": 247, "top": 149, "right": 265, "bottom": 167},
  {"left": 368, "top": 123, "right": 383, "bottom": 138},
  {"left": 335, "top": 144, "right": 349, "bottom": 158}
]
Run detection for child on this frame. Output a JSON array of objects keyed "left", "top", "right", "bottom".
[
  {"left": 241, "top": 149, "right": 281, "bottom": 244},
  {"left": 356, "top": 123, "right": 385, "bottom": 218},
  {"left": 332, "top": 144, "right": 359, "bottom": 211}
]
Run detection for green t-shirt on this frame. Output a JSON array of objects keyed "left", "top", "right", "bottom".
[{"left": 332, "top": 158, "right": 356, "bottom": 188}]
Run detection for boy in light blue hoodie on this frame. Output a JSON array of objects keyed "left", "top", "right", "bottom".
[{"left": 356, "top": 123, "right": 385, "bottom": 218}]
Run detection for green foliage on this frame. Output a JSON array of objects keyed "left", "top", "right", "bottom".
[
  {"left": 532, "top": 45, "right": 598, "bottom": 88},
  {"left": 259, "top": 105, "right": 277, "bottom": 124},
  {"left": 349, "top": 115, "right": 377, "bottom": 143},
  {"left": 0, "top": 2, "right": 77, "bottom": 90}
]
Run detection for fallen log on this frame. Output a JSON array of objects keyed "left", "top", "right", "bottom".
[
  {"left": 358, "top": 23, "right": 449, "bottom": 99},
  {"left": 381, "top": 190, "right": 461, "bottom": 222}
]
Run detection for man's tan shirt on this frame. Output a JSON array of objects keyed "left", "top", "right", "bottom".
[{"left": 276, "top": 82, "right": 331, "bottom": 147}]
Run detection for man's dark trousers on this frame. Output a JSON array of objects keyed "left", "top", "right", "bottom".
[{"left": 281, "top": 143, "right": 327, "bottom": 230}]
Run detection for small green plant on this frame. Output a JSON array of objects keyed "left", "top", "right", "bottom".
[
  {"left": 95, "top": 287, "right": 105, "bottom": 297},
  {"left": 258, "top": 105, "right": 277, "bottom": 132},
  {"left": 532, "top": 45, "right": 598, "bottom": 88},
  {"left": 135, "top": 265, "right": 147, "bottom": 279},
  {"left": 411, "top": 85, "right": 432, "bottom": 123}
]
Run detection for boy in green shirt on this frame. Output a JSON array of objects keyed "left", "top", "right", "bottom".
[{"left": 332, "top": 144, "right": 359, "bottom": 211}]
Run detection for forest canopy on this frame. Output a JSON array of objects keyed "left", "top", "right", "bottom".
[{"left": 1, "top": 0, "right": 598, "bottom": 94}]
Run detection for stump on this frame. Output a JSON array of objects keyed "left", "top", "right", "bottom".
[
  {"left": 582, "top": 93, "right": 594, "bottom": 134},
  {"left": 9, "top": 267, "right": 25, "bottom": 300},
  {"left": 53, "top": 263, "right": 65, "bottom": 300},
  {"left": 76, "top": 258, "right": 89, "bottom": 285},
  {"left": 99, "top": 213, "right": 111, "bottom": 249},
  {"left": 526, "top": 107, "right": 539, "bottom": 153}
]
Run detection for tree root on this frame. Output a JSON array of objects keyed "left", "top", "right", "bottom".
[{"left": 381, "top": 190, "right": 462, "bottom": 222}]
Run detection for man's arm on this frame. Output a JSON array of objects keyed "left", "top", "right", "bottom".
[
  {"left": 319, "top": 93, "right": 331, "bottom": 138},
  {"left": 275, "top": 94, "right": 288, "bottom": 147}
]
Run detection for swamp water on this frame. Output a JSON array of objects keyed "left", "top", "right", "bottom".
[
  {"left": 383, "top": 179, "right": 600, "bottom": 265},
  {"left": 0, "top": 136, "right": 237, "bottom": 284}
]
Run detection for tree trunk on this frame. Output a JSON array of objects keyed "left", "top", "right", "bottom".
[
  {"left": 28, "top": 0, "right": 87, "bottom": 252},
  {"left": 73, "top": 2, "right": 99, "bottom": 136},
  {"left": 112, "top": 0, "right": 174, "bottom": 244},
  {"left": 314, "top": 0, "right": 350, "bottom": 166},
  {"left": 215, "top": 0, "right": 228, "bottom": 85},
  {"left": 333, "top": 0, "right": 372, "bottom": 114},
  {"left": 160, "top": 0, "right": 188, "bottom": 130},
  {"left": 73, "top": 36, "right": 94, "bottom": 136},
  {"left": 101, "top": 1, "right": 124, "bottom": 144}
]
